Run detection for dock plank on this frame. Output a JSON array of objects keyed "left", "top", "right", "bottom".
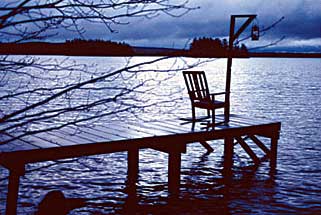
[
  {"left": 60, "top": 125, "right": 112, "bottom": 141},
  {"left": 105, "top": 122, "right": 157, "bottom": 137},
  {"left": 1, "top": 133, "right": 39, "bottom": 152},
  {"left": 77, "top": 124, "right": 131, "bottom": 141},
  {"left": 19, "top": 135, "right": 61, "bottom": 149},
  {"left": 145, "top": 121, "right": 191, "bottom": 133},
  {"left": 126, "top": 121, "right": 184, "bottom": 135},
  {"left": 0, "top": 114, "right": 280, "bottom": 164},
  {"left": 93, "top": 123, "right": 151, "bottom": 140},
  {"left": 34, "top": 132, "right": 79, "bottom": 147},
  {"left": 54, "top": 126, "right": 109, "bottom": 144}
]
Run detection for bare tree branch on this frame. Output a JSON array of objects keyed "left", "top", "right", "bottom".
[
  {"left": 248, "top": 36, "right": 286, "bottom": 50},
  {"left": 237, "top": 16, "right": 285, "bottom": 44},
  {"left": 0, "top": 0, "right": 200, "bottom": 147},
  {"left": 0, "top": 0, "right": 196, "bottom": 43}
]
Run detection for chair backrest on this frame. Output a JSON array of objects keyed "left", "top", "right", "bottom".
[{"left": 183, "top": 71, "right": 210, "bottom": 102}]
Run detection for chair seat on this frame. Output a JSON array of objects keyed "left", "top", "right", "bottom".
[{"left": 194, "top": 99, "right": 225, "bottom": 109}]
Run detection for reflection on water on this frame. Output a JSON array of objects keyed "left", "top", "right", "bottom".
[{"left": 1, "top": 57, "right": 321, "bottom": 214}]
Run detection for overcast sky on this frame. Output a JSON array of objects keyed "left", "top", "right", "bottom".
[
  {"left": 102, "top": 0, "right": 320, "bottom": 48},
  {"left": 100, "top": 0, "right": 321, "bottom": 50},
  {"left": 31, "top": 0, "right": 321, "bottom": 51}
]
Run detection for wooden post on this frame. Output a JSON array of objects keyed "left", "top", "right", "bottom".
[
  {"left": 6, "top": 166, "right": 25, "bottom": 215},
  {"left": 168, "top": 150, "right": 181, "bottom": 196},
  {"left": 225, "top": 14, "right": 256, "bottom": 123},
  {"left": 124, "top": 180, "right": 138, "bottom": 211},
  {"left": 236, "top": 136, "right": 260, "bottom": 165},
  {"left": 199, "top": 141, "right": 214, "bottom": 153},
  {"left": 225, "top": 16, "right": 235, "bottom": 124},
  {"left": 249, "top": 135, "right": 270, "bottom": 155},
  {"left": 223, "top": 136, "right": 234, "bottom": 177},
  {"left": 127, "top": 147, "right": 139, "bottom": 184},
  {"left": 270, "top": 137, "right": 278, "bottom": 170}
]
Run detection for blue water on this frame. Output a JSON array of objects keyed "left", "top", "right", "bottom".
[{"left": 1, "top": 57, "right": 321, "bottom": 214}]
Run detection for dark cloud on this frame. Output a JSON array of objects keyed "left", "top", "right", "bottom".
[
  {"left": 50, "top": 0, "right": 320, "bottom": 49},
  {"left": 276, "top": 13, "right": 321, "bottom": 40}
]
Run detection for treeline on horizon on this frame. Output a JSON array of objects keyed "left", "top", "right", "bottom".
[
  {"left": 188, "top": 37, "right": 248, "bottom": 57},
  {"left": 0, "top": 37, "right": 249, "bottom": 57},
  {"left": 2, "top": 38, "right": 319, "bottom": 58},
  {"left": 65, "top": 39, "right": 134, "bottom": 55},
  {"left": 0, "top": 39, "right": 135, "bottom": 56}
]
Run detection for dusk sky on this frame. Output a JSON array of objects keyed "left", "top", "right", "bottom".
[
  {"left": 1, "top": 0, "right": 320, "bottom": 51},
  {"left": 60, "top": 0, "right": 321, "bottom": 52}
]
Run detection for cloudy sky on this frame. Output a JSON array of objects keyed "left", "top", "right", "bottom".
[
  {"left": 70, "top": 0, "right": 320, "bottom": 51},
  {"left": 100, "top": 0, "right": 321, "bottom": 50},
  {"left": 3, "top": 0, "right": 320, "bottom": 51}
]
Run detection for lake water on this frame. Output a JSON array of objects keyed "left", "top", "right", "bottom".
[{"left": 1, "top": 57, "right": 321, "bottom": 214}]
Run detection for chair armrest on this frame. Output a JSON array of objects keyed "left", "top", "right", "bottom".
[
  {"left": 210, "top": 92, "right": 226, "bottom": 96},
  {"left": 210, "top": 92, "right": 226, "bottom": 101}
]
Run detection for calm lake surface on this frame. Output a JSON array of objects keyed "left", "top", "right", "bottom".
[{"left": 1, "top": 57, "right": 321, "bottom": 214}]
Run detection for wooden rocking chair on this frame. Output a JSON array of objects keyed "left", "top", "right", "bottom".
[{"left": 183, "top": 71, "right": 227, "bottom": 125}]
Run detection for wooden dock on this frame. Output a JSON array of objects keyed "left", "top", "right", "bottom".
[{"left": 0, "top": 114, "right": 281, "bottom": 215}]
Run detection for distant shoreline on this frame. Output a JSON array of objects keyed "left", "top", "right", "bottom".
[
  {"left": 0, "top": 42, "right": 320, "bottom": 58},
  {"left": 248, "top": 52, "right": 321, "bottom": 58}
]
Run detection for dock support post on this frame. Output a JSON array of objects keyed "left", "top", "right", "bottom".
[
  {"left": 124, "top": 180, "right": 138, "bottom": 211},
  {"left": 199, "top": 141, "right": 214, "bottom": 153},
  {"left": 249, "top": 135, "right": 270, "bottom": 155},
  {"left": 128, "top": 147, "right": 139, "bottom": 184},
  {"left": 270, "top": 137, "right": 278, "bottom": 170},
  {"left": 223, "top": 137, "right": 234, "bottom": 178},
  {"left": 6, "top": 165, "right": 25, "bottom": 215},
  {"left": 236, "top": 136, "right": 260, "bottom": 165},
  {"left": 168, "top": 151, "right": 181, "bottom": 196}
]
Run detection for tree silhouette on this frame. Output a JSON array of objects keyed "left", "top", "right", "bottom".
[
  {"left": 65, "top": 39, "right": 135, "bottom": 55},
  {"left": 189, "top": 37, "right": 248, "bottom": 57},
  {"left": 190, "top": 37, "right": 223, "bottom": 54},
  {"left": 0, "top": 0, "right": 197, "bottom": 144}
]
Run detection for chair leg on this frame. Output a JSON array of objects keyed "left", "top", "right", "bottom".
[
  {"left": 207, "top": 110, "right": 210, "bottom": 117},
  {"left": 224, "top": 104, "right": 229, "bottom": 124},
  {"left": 212, "top": 109, "right": 215, "bottom": 125},
  {"left": 192, "top": 106, "right": 196, "bottom": 121}
]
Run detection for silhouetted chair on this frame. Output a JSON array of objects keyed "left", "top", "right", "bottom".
[{"left": 183, "top": 71, "right": 226, "bottom": 125}]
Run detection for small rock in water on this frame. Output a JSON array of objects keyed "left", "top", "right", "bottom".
[{"left": 36, "top": 190, "right": 86, "bottom": 215}]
